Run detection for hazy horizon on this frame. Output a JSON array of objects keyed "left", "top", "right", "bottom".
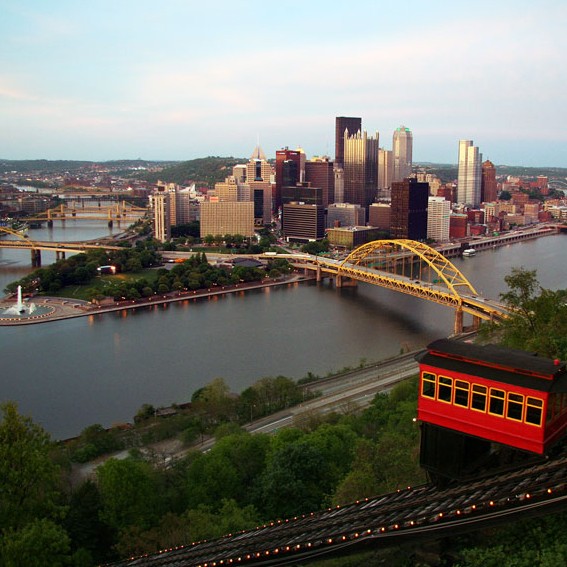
[{"left": 2, "top": 1, "right": 566, "bottom": 167}]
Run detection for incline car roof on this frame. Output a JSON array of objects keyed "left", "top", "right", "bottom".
[{"left": 415, "top": 338, "right": 567, "bottom": 393}]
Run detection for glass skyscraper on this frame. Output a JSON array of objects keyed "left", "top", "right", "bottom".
[{"left": 457, "top": 140, "right": 482, "bottom": 206}]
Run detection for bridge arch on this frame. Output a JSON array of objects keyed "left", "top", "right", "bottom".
[{"left": 340, "top": 239, "right": 479, "bottom": 302}]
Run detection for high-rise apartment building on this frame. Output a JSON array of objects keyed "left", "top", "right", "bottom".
[
  {"left": 392, "top": 126, "right": 413, "bottom": 182},
  {"left": 152, "top": 191, "right": 171, "bottom": 242},
  {"left": 200, "top": 201, "right": 254, "bottom": 238},
  {"left": 390, "top": 178, "right": 429, "bottom": 240},
  {"left": 335, "top": 116, "right": 362, "bottom": 169},
  {"left": 343, "top": 129, "right": 379, "bottom": 210},
  {"left": 481, "top": 160, "right": 497, "bottom": 203},
  {"left": 427, "top": 196, "right": 451, "bottom": 242},
  {"left": 457, "top": 140, "right": 482, "bottom": 206}
]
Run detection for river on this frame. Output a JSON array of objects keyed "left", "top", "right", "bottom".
[{"left": 1, "top": 223, "right": 565, "bottom": 439}]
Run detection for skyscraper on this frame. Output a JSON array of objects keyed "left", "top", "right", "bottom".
[
  {"left": 457, "top": 140, "right": 482, "bottom": 206},
  {"left": 335, "top": 116, "right": 361, "bottom": 169},
  {"left": 392, "top": 126, "right": 413, "bottom": 182},
  {"left": 390, "top": 178, "right": 429, "bottom": 240},
  {"left": 305, "top": 157, "right": 334, "bottom": 207},
  {"left": 481, "top": 160, "right": 497, "bottom": 203},
  {"left": 245, "top": 146, "right": 272, "bottom": 225},
  {"left": 275, "top": 148, "right": 302, "bottom": 213},
  {"left": 343, "top": 129, "right": 379, "bottom": 210},
  {"left": 378, "top": 148, "right": 393, "bottom": 191}
]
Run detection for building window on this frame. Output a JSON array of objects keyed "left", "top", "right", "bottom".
[
  {"left": 489, "top": 388, "right": 505, "bottom": 416},
  {"left": 526, "top": 397, "right": 543, "bottom": 427},
  {"left": 471, "top": 384, "right": 487, "bottom": 412},
  {"left": 454, "top": 380, "right": 470, "bottom": 408},
  {"left": 507, "top": 392, "right": 524, "bottom": 422},
  {"left": 421, "top": 372, "right": 436, "bottom": 398},
  {"left": 438, "top": 376, "right": 453, "bottom": 403}
]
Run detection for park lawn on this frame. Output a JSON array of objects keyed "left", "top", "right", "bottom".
[{"left": 48, "top": 268, "right": 162, "bottom": 301}]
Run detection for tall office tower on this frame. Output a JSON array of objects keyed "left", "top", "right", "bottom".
[
  {"left": 390, "top": 178, "right": 429, "bottom": 240},
  {"left": 305, "top": 157, "right": 334, "bottom": 207},
  {"left": 427, "top": 196, "right": 451, "bottom": 242},
  {"left": 334, "top": 168, "right": 344, "bottom": 203},
  {"left": 335, "top": 116, "right": 361, "bottom": 168},
  {"left": 175, "top": 187, "right": 198, "bottom": 224},
  {"left": 378, "top": 148, "right": 393, "bottom": 191},
  {"left": 245, "top": 146, "right": 272, "bottom": 225},
  {"left": 481, "top": 160, "right": 497, "bottom": 203},
  {"left": 152, "top": 191, "right": 171, "bottom": 242},
  {"left": 343, "top": 129, "right": 379, "bottom": 210},
  {"left": 392, "top": 126, "right": 413, "bottom": 182},
  {"left": 275, "top": 148, "right": 302, "bottom": 213},
  {"left": 457, "top": 140, "right": 482, "bottom": 206}
]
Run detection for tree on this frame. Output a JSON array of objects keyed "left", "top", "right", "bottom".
[
  {"left": 0, "top": 519, "right": 71, "bottom": 567},
  {"left": 481, "top": 268, "right": 567, "bottom": 359},
  {"left": 0, "top": 402, "right": 62, "bottom": 533},
  {"left": 96, "top": 457, "right": 161, "bottom": 532}
]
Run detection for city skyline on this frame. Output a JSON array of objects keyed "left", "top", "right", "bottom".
[{"left": 1, "top": 1, "right": 566, "bottom": 167}]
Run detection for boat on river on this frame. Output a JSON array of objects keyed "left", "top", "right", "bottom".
[{"left": 462, "top": 248, "right": 476, "bottom": 257}]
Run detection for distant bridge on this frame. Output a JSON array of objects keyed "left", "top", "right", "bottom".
[
  {"left": 276, "top": 240, "right": 509, "bottom": 334},
  {"left": 0, "top": 227, "right": 124, "bottom": 266},
  {"left": 24, "top": 201, "right": 146, "bottom": 227}
]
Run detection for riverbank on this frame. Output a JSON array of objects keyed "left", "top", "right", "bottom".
[{"left": 0, "top": 273, "right": 316, "bottom": 326}]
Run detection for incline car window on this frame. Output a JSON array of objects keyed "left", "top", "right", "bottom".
[
  {"left": 471, "top": 384, "right": 487, "bottom": 412},
  {"left": 421, "top": 372, "right": 436, "bottom": 398},
  {"left": 438, "top": 376, "right": 452, "bottom": 403},
  {"left": 454, "top": 380, "right": 470, "bottom": 407},
  {"left": 489, "top": 388, "right": 505, "bottom": 416},
  {"left": 526, "top": 397, "right": 543, "bottom": 426},
  {"left": 507, "top": 392, "right": 524, "bottom": 421}
]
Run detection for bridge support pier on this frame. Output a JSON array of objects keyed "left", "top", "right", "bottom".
[
  {"left": 56, "top": 251, "right": 66, "bottom": 260},
  {"left": 47, "top": 220, "right": 53, "bottom": 228},
  {"left": 472, "top": 315, "right": 482, "bottom": 331},
  {"left": 454, "top": 307, "right": 463, "bottom": 335},
  {"left": 316, "top": 265, "right": 321, "bottom": 282},
  {"left": 108, "top": 220, "right": 113, "bottom": 228},
  {"left": 335, "top": 275, "right": 357, "bottom": 288},
  {"left": 31, "top": 249, "right": 42, "bottom": 267}
]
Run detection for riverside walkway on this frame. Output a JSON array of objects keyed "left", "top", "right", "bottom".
[{"left": 0, "top": 273, "right": 315, "bottom": 326}]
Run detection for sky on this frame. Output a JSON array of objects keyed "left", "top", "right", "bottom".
[{"left": 1, "top": 1, "right": 566, "bottom": 166}]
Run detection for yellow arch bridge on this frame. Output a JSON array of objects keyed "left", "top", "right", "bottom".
[{"left": 285, "top": 239, "right": 509, "bottom": 334}]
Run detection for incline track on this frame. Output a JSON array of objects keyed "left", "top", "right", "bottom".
[{"left": 110, "top": 452, "right": 567, "bottom": 566}]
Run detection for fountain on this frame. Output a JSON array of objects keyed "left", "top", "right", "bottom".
[{"left": 3, "top": 286, "right": 37, "bottom": 316}]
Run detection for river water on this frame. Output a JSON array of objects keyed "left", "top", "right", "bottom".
[{"left": 1, "top": 223, "right": 565, "bottom": 439}]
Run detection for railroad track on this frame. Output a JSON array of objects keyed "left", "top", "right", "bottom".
[{"left": 109, "top": 452, "right": 567, "bottom": 566}]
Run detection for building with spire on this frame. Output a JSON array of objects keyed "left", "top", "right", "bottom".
[
  {"left": 392, "top": 126, "right": 413, "bottom": 182},
  {"left": 457, "top": 140, "right": 482, "bottom": 206},
  {"left": 246, "top": 145, "right": 272, "bottom": 225}
]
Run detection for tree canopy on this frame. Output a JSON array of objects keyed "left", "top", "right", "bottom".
[{"left": 481, "top": 267, "right": 567, "bottom": 359}]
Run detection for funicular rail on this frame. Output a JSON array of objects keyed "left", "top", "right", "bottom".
[{"left": 109, "top": 451, "right": 567, "bottom": 566}]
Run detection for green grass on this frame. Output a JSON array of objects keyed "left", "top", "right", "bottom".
[{"left": 46, "top": 269, "right": 162, "bottom": 300}]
